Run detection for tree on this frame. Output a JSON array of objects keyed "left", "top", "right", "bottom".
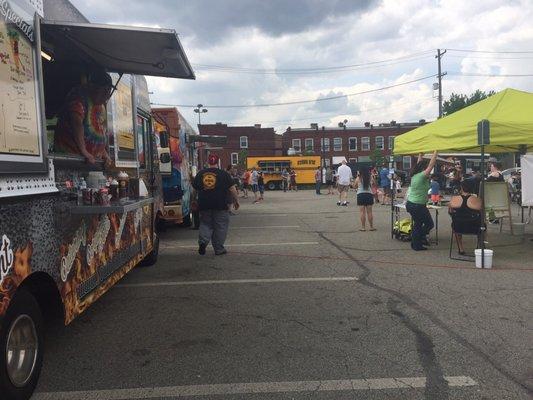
[
  {"left": 238, "top": 150, "right": 248, "bottom": 169},
  {"left": 369, "top": 149, "right": 386, "bottom": 166},
  {"left": 443, "top": 90, "right": 495, "bottom": 116}
]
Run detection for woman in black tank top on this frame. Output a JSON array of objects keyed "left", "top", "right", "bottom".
[{"left": 449, "top": 180, "right": 482, "bottom": 255}]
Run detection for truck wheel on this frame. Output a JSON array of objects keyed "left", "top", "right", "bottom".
[
  {"left": 267, "top": 181, "right": 278, "bottom": 191},
  {"left": 141, "top": 234, "right": 159, "bottom": 267},
  {"left": 0, "top": 290, "right": 44, "bottom": 400}
]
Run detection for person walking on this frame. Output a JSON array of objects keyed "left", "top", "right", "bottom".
[
  {"left": 250, "top": 167, "right": 260, "bottom": 203},
  {"left": 314, "top": 166, "right": 322, "bottom": 195},
  {"left": 281, "top": 168, "right": 290, "bottom": 192},
  {"left": 354, "top": 167, "right": 376, "bottom": 231},
  {"left": 290, "top": 169, "right": 298, "bottom": 191},
  {"left": 226, "top": 165, "right": 238, "bottom": 215},
  {"left": 371, "top": 168, "right": 380, "bottom": 204},
  {"left": 258, "top": 171, "right": 265, "bottom": 200},
  {"left": 379, "top": 165, "right": 391, "bottom": 205},
  {"left": 326, "top": 167, "right": 334, "bottom": 194},
  {"left": 192, "top": 154, "right": 239, "bottom": 256},
  {"left": 241, "top": 169, "right": 251, "bottom": 198},
  {"left": 405, "top": 151, "right": 438, "bottom": 251},
  {"left": 336, "top": 160, "right": 353, "bottom": 206}
]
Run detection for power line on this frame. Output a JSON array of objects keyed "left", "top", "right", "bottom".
[
  {"left": 151, "top": 74, "right": 437, "bottom": 109},
  {"left": 219, "top": 97, "right": 436, "bottom": 126},
  {"left": 446, "top": 48, "right": 533, "bottom": 54},
  {"left": 195, "top": 55, "right": 433, "bottom": 75},
  {"left": 191, "top": 50, "right": 434, "bottom": 74},
  {"left": 448, "top": 72, "right": 533, "bottom": 77},
  {"left": 446, "top": 54, "right": 533, "bottom": 60}
]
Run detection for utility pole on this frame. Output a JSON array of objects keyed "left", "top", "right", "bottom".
[{"left": 436, "top": 49, "right": 447, "bottom": 118}]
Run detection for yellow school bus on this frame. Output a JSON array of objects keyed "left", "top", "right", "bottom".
[{"left": 247, "top": 156, "right": 321, "bottom": 190}]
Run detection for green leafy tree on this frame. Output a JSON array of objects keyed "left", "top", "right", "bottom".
[
  {"left": 238, "top": 150, "right": 248, "bottom": 169},
  {"left": 369, "top": 149, "right": 386, "bottom": 166},
  {"left": 443, "top": 90, "right": 495, "bottom": 116}
]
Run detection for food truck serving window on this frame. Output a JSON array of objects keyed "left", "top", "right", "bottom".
[
  {"left": 108, "top": 74, "right": 137, "bottom": 167},
  {"left": 0, "top": 0, "right": 47, "bottom": 174}
]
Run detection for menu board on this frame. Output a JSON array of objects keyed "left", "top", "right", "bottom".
[
  {"left": 0, "top": 11, "right": 40, "bottom": 157},
  {"left": 109, "top": 74, "right": 136, "bottom": 164}
]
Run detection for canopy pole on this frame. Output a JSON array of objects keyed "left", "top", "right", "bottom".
[
  {"left": 480, "top": 143, "right": 486, "bottom": 269},
  {"left": 477, "top": 119, "right": 490, "bottom": 269},
  {"left": 390, "top": 154, "right": 395, "bottom": 239}
]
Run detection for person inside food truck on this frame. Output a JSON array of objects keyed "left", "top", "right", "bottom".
[{"left": 54, "top": 69, "right": 114, "bottom": 166}]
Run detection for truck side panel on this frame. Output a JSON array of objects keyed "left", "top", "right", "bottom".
[{"left": 0, "top": 193, "right": 154, "bottom": 325}]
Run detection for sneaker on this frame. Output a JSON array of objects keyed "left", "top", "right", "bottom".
[
  {"left": 341, "top": 201, "right": 348, "bottom": 206},
  {"left": 337, "top": 201, "right": 341, "bottom": 206},
  {"left": 215, "top": 248, "right": 227, "bottom": 256},
  {"left": 198, "top": 243, "right": 207, "bottom": 255}
]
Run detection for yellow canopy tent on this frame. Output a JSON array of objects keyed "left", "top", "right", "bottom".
[{"left": 394, "top": 88, "right": 533, "bottom": 155}]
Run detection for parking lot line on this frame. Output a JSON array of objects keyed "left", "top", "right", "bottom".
[
  {"left": 169, "top": 241, "right": 319, "bottom": 248},
  {"left": 33, "top": 376, "right": 477, "bottom": 399},
  {"left": 117, "top": 276, "right": 359, "bottom": 288},
  {"left": 231, "top": 225, "right": 300, "bottom": 229}
]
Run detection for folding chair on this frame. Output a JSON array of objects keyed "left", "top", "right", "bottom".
[{"left": 449, "top": 210, "right": 483, "bottom": 262}]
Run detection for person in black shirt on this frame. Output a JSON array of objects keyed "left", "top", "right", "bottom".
[
  {"left": 486, "top": 162, "right": 504, "bottom": 182},
  {"left": 192, "top": 154, "right": 240, "bottom": 255}
]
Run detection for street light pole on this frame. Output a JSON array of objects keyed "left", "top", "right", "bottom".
[
  {"left": 193, "top": 104, "right": 208, "bottom": 126},
  {"left": 194, "top": 104, "right": 208, "bottom": 166}
]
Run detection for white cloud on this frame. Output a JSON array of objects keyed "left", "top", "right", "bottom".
[{"left": 72, "top": 0, "right": 533, "bottom": 133}]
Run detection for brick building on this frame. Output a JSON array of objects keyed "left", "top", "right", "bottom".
[
  {"left": 282, "top": 122, "right": 425, "bottom": 171},
  {"left": 199, "top": 123, "right": 282, "bottom": 168}
]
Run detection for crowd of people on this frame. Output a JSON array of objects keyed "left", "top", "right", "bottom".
[{"left": 191, "top": 152, "right": 512, "bottom": 257}]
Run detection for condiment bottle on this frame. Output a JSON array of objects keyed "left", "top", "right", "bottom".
[
  {"left": 118, "top": 171, "right": 129, "bottom": 199},
  {"left": 109, "top": 178, "right": 119, "bottom": 202}
]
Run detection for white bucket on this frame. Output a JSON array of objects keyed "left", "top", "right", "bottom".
[
  {"left": 475, "top": 249, "right": 493, "bottom": 269},
  {"left": 512, "top": 223, "right": 526, "bottom": 236}
]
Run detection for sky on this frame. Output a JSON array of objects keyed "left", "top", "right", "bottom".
[{"left": 72, "top": 0, "right": 533, "bottom": 133}]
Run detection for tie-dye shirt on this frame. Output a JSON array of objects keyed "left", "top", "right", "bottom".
[{"left": 54, "top": 86, "right": 107, "bottom": 158}]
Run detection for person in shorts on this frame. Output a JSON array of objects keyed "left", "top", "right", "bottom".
[
  {"left": 354, "top": 167, "right": 376, "bottom": 231},
  {"left": 430, "top": 174, "right": 440, "bottom": 205},
  {"left": 379, "top": 165, "right": 391, "bottom": 205},
  {"left": 250, "top": 167, "right": 260, "bottom": 203},
  {"left": 336, "top": 160, "right": 353, "bottom": 206},
  {"left": 241, "top": 169, "right": 251, "bottom": 198},
  {"left": 281, "top": 168, "right": 290, "bottom": 192}
]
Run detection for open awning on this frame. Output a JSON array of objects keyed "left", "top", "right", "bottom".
[
  {"left": 394, "top": 88, "right": 533, "bottom": 155},
  {"left": 41, "top": 20, "right": 195, "bottom": 79}
]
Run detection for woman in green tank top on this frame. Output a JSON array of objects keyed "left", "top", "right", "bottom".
[{"left": 406, "top": 151, "right": 438, "bottom": 251}]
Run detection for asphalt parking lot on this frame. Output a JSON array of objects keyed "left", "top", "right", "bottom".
[{"left": 34, "top": 190, "right": 532, "bottom": 399}]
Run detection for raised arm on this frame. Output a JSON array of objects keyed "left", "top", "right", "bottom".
[{"left": 423, "top": 150, "right": 438, "bottom": 177}]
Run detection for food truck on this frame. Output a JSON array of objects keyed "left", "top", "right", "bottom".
[
  {"left": 0, "top": 1, "right": 194, "bottom": 398},
  {"left": 152, "top": 107, "right": 197, "bottom": 227}
]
